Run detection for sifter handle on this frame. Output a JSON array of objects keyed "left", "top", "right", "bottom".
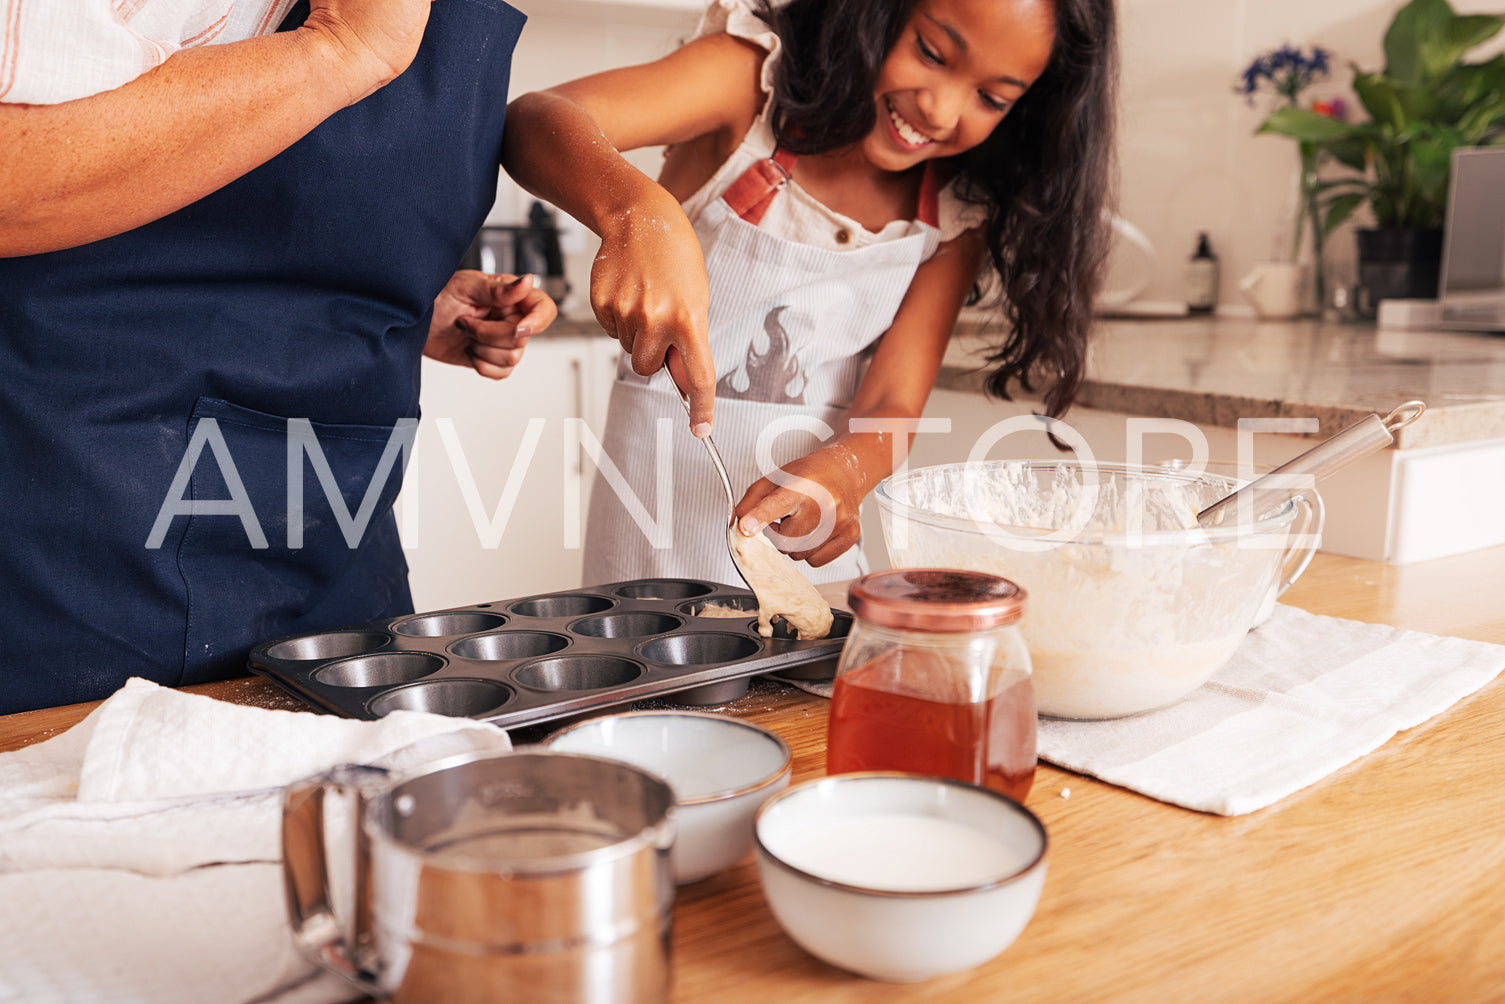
[
  {"left": 281, "top": 764, "right": 388, "bottom": 994},
  {"left": 1196, "top": 401, "right": 1425, "bottom": 527}
]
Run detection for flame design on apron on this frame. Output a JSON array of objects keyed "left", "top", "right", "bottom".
[{"left": 716, "top": 305, "right": 808, "bottom": 405}]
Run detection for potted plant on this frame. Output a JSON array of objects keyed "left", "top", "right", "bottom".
[{"left": 1258, "top": 0, "right": 1505, "bottom": 308}]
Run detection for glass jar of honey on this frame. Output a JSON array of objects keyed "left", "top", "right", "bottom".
[{"left": 825, "top": 568, "right": 1036, "bottom": 802}]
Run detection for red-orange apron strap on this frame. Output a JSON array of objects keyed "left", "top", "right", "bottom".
[
  {"left": 722, "top": 146, "right": 797, "bottom": 225},
  {"left": 917, "top": 161, "right": 940, "bottom": 228}
]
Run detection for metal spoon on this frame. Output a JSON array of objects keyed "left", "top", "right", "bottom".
[
  {"left": 1196, "top": 400, "right": 1426, "bottom": 527},
  {"left": 662, "top": 349, "right": 755, "bottom": 591}
]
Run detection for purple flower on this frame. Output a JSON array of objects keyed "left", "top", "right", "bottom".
[{"left": 1237, "top": 44, "right": 1333, "bottom": 105}]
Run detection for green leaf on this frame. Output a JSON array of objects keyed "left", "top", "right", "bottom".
[
  {"left": 1323, "top": 192, "right": 1367, "bottom": 235},
  {"left": 1410, "top": 132, "right": 1462, "bottom": 227},
  {"left": 1324, "top": 135, "right": 1370, "bottom": 172},
  {"left": 1313, "top": 177, "right": 1368, "bottom": 195},
  {"left": 1395, "top": 81, "right": 1441, "bottom": 125},
  {"left": 1449, "top": 58, "right": 1505, "bottom": 138},
  {"left": 1352, "top": 73, "right": 1408, "bottom": 131},
  {"left": 1385, "top": 0, "right": 1456, "bottom": 83},
  {"left": 1446, "top": 14, "right": 1505, "bottom": 55},
  {"left": 1446, "top": 57, "right": 1505, "bottom": 105},
  {"left": 1386, "top": 0, "right": 1505, "bottom": 84},
  {"left": 1257, "top": 107, "right": 1359, "bottom": 144}
]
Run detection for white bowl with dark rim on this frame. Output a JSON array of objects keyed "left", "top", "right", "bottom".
[
  {"left": 544, "top": 710, "right": 792, "bottom": 884},
  {"left": 754, "top": 773, "right": 1048, "bottom": 982}
]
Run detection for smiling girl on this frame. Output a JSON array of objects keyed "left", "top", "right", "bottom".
[{"left": 503, "top": 0, "right": 1118, "bottom": 586}]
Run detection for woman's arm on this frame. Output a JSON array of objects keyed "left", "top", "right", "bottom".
[
  {"left": 0, "top": 0, "right": 432, "bottom": 257},
  {"left": 734, "top": 228, "right": 985, "bottom": 566},
  {"left": 500, "top": 33, "right": 765, "bottom": 436}
]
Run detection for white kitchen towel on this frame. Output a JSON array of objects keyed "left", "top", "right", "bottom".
[
  {"left": 0, "top": 677, "right": 514, "bottom": 1004},
  {"left": 787, "top": 605, "right": 1505, "bottom": 816},
  {"left": 1034, "top": 605, "right": 1505, "bottom": 815}
]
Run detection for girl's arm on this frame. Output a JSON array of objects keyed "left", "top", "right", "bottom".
[
  {"left": 500, "top": 33, "right": 765, "bottom": 437},
  {"left": 733, "top": 228, "right": 986, "bottom": 566}
]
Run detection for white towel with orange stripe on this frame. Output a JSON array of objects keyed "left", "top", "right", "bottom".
[{"left": 0, "top": 0, "right": 296, "bottom": 105}]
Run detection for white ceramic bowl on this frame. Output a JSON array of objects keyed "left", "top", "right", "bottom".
[
  {"left": 543, "top": 711, "right": 792, "bottom": 884},
  {"left": 876, "top": 460, "right": 1321, "bottom": 719},
  {"left": 754, "top": 773, "right": 1048, "bottom": 983}
]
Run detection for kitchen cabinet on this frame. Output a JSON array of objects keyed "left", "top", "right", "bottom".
[{"left": 397, "top": 333, "right": 621, "bottom": 610}]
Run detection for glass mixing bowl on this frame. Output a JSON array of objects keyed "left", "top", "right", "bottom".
[{"left": 874, "top": 461, "right": 1321, "bottom": 719}]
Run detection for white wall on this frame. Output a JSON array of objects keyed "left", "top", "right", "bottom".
[{"left": 497, "top": 0, "right": 1505, "bottom": 317}]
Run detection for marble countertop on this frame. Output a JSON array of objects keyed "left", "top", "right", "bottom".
[
  {"left": 543, "top": 313, "right": 1505, "bottom": 450},
  {"left": 538, "top": 316, "right": 612, "bottom": 337},
  {"left": 939, "top": 315, "right": 1505, "bottom": 450}
]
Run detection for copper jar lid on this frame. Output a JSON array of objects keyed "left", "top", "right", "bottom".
[{"left": 846, "top": 569, "right": 1026, "bottom": 633}]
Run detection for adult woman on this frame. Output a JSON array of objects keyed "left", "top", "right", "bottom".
[{"left": 0, "top": 0, "right": 554, "bottom": 713}]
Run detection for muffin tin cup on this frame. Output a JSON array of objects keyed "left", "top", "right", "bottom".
[{"left": 248, "top": 579, "right": 851, "bottom": 730}]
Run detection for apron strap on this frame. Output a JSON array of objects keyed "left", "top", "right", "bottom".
[
  {"left": 916, "top": 161, "right": 940, "bottom": 228},
  {"left": 722, "top": 147, "right": 941, "bottom": 228},
  {"left": 722, "top": 147, "right": 797, "bottom": 225}
]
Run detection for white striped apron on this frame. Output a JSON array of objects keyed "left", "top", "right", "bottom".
[{"left": 582, "top": 148, "right": 942, "bottom": 587}]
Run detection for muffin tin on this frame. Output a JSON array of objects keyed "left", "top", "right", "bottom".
[{"left": 248, "top": 577, "right": 851, "bottom": 730}]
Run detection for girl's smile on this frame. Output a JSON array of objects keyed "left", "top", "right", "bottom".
[
  {"left": 865, "top": 0, "right": 1057, "bottom": 170},
  {"left": 884, "top": 98, "right": 934, "bottom": 151}
]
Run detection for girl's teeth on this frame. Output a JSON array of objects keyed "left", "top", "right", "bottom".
[{"left": 888, "top": 105, "right": 930, "bottom": 147}]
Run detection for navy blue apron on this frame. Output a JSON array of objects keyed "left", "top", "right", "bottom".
[{"left": 0, "top": 0, "right": 525, "bottom": 714}]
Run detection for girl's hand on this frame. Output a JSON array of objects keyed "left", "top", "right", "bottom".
[
  {"left": 733, "top": 443, "right": 867, "bottom": 567},
  {"left": 591, "top": 193, "right": 716, "bottom": 436},
  {"left": 425, "top": 271, "right": 557, "bottom": 380}
]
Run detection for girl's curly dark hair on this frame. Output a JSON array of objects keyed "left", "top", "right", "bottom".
[{"left": 757, "top": 0, "right": 1118, "bottom": 418}]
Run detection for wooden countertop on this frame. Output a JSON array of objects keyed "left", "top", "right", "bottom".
[{"left": 3, "top": 545, "right": 1504, "bottom": 1001}]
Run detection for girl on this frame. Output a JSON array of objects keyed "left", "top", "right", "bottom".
[{"left": 503, "top": 0, "right": 1117, "bottom": 586}]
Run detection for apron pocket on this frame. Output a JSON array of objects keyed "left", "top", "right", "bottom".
[{"left": 174, "top": 397, "right": 414, "bottom": 684}]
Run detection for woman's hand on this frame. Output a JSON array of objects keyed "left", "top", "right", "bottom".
[
  {"left": 425, "top": 271, "right": 557, "bottom": 379},
  {"left": 590, "top": 192, "right": 716, "bottom": 436},
  {"left": 732, "top": 442, "right": 867, "bottom": 567}
]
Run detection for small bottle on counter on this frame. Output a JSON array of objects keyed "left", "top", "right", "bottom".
[
  {"left": 1186, "top": 232, "right": 1219, "bottom": 314},
  {"left": 825, "top": 569, "right": 1037, "bottom": 803}
]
